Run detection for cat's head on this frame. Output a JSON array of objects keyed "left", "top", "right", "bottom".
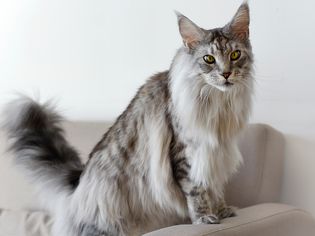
[{"left": 175, "top": 3, "right": 253, "bottom": 92}]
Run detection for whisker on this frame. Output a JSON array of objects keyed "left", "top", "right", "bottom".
[{"left": 238, "top": 79, "right": 252, "bottom": 90}]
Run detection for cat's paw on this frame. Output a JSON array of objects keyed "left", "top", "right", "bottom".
[
  {"left": 193, "top": 214, "right": 220, "bottom": 224},
  {"left": 217, "top": 206, "right": 237, "bottom": 219}
]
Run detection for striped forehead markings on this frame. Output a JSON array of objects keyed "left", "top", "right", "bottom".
[{"left": 209, "top": 37, "right": 233, "bottom": 55}]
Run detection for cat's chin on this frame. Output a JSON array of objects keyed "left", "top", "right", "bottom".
[{"left": 212, "top": 83, "right": 234, "bottom": 92}]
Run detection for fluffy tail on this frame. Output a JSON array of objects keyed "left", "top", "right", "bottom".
[{"left": 2, "top": 97, "right": 83, "bottom": 199}]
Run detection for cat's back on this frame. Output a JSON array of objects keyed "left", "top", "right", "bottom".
[
  {"left": 82, "top": 70, "right": 187, "bottom": 234},
  {"left": 136, "top": 70, "right": 171, "bottom": 109},
  {"left": 88, "top": 71, "right": 171, "bottom": 159}
]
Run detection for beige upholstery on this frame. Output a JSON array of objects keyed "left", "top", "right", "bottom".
[
  {"left": 144, "top": 204, "right": 315, "bottom": 236},
  {"left": 226, "top": 124, "right": 285, "bottom": 207},
  {"left": 0, "top": 123, "right": 314, "bottom": 236},
  {"left": 0, "top": 209, "right": 52, "bottom": 236}
]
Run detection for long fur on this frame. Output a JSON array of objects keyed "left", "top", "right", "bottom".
[
  {"left": 3, "top": 98, "right": 83, "bottom": 207},
  {"left": 170, "top": 48, "right": 252, "bottom": 193},
  {"left": 2, "top": 3, "right": 254, "bottom": 236}
]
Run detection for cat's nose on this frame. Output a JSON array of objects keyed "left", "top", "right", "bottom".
[{"left": 222, "top": 72, "right": 231, "bottom": 79}]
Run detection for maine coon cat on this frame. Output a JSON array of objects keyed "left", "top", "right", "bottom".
[{"left": 3, "top": 3, "right": 253, "bottom": 236}]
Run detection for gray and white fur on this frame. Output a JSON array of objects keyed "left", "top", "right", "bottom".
[{"left": 3, "top": 3, "right": 254, "bottom": 236}]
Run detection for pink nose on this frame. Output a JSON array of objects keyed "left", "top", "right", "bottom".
[{"left": 222, "top": 72, "right": 231, "bottom": 79}]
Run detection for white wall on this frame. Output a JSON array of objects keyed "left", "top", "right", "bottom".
[{"left": 1, "top": 0, "right": 315, "bottom": 216}]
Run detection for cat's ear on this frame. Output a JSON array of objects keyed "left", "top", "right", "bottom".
[
  {"left": 224, "top": 2, "right": 250, "bottom": 41},
  {"left": 176, "top": 11, "right": 205, "bottom": 49}
]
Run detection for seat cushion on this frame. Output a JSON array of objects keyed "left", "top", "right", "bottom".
[
  {"left": 144, "top": 203, "right": 315, "bottom": 236},
  {"left": 0, "top": 209, "right": 52, "bottom": 236},
  {"left": 1, "top": 204, "right": 314, "bottom": 236}
]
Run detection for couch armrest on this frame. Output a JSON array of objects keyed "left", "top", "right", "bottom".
[
  {"left": 144, "top": 203, "right": 315, "bottom": 236},
  {"left": 226, "top": 124, "right": 285, "bottom": 207}
]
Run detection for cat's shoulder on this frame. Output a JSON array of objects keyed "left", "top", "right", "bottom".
[
  {"left": 138, "top": 71, "right": 170, "bottom": 102},
  {"left": 146, "top": 70, "right": 169, "bottom": 88}
]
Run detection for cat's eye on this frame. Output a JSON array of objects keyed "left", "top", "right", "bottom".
[
  {"left": 203, "top": 55, "right": 216, "bottom": 64},
  {"left": 230, "top": 50, "right": 241, "bottom": 61}
]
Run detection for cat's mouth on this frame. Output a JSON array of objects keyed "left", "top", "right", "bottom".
[
  {"left": 211, "top": 81, "right": 234, "bottom": 91},
  {"left": 224, "top": 81, "right": 234, "bottom": 86}
]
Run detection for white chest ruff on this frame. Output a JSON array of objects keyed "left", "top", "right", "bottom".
[{"left": 188, "top": 139, "right": 243, "bottom": 198}]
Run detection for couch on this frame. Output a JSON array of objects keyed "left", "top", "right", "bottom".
[{"left": 0, "top": 123, "right": 314, "bottom": 235}]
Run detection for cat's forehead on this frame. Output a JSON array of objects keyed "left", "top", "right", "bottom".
[
  {"left": 204, "top": 28, "right": 226, "bottom": 43},
  {"left": 198, "top": 29, "right": 245, "bottom": 54}
]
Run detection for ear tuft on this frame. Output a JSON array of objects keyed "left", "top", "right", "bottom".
[
  {"left": 224, "top": 3, "right": 250, "bottom": 41},
  {"left": 175, "top": 11, "right": 205, "bottom": 49}
]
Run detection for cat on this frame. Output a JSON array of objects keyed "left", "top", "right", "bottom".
[{"left": 3, "top": 3, "right": 253, "bottom": 236}]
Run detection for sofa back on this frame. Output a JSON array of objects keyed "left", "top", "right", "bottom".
[{"left": 0, "top": 123, "right": 284, "bottom": 210}]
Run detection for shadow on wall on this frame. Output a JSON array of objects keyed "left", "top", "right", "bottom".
[{"left": 281, "top": 134, "right": 315, "bottom": 217}]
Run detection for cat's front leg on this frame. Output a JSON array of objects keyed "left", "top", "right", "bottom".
[
  {"left": 215, "top": 198, "right": 237, "bottom": 220},
  {"left": 181, "top": 183, "right": 220, "bottom": 224},
  {"left": 173, "top": 157, "right": 220, "bottom": 224}
]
